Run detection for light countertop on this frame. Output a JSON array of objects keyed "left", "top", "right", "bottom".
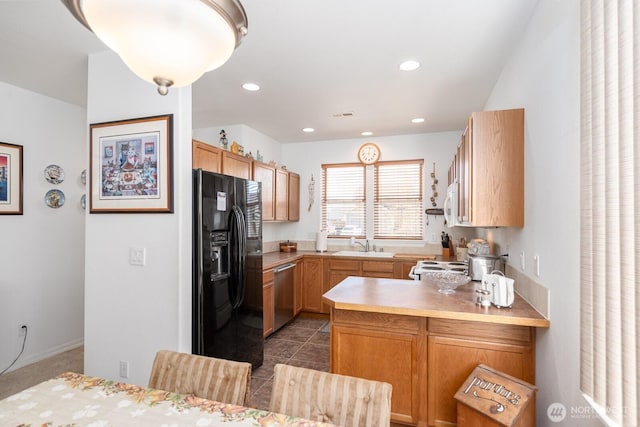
[{"left": 322, "top": 276, "right": 550, "bottom": 328}]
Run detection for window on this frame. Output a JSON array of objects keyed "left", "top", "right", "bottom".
[
  {"left": 580, "top": 2, "right": 639, "bottom": 425},
  {"left": 321, "top": 163, "right": 365, "bottom": 238},
  {"left": 374, "top": 160, "right": 423, "bottom": 239},
  {"left": 322, "top": 159, "right": 423, "bottom": 240}
]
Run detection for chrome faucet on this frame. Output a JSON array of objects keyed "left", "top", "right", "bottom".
[{"left": 351, "top": 238, "right": 370, "bottom": 252}]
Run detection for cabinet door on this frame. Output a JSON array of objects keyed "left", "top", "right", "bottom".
[
  {"left": 394, "top": 260, "right": 417, "bottom": 279},
  {"left": 470, "top": 108, "right": 524, "bottom": 227},
  {"left": 427, "top": 335, "right": 534, "bottom": 426},
  {"left": 302, "top": 257, "right": 324, "bottom": 313},
  {"left": 252, "top": 162, "right": 275, "bottom": 221},
  {"left": 192, "top": 140, "right": 222, "bottom": 173},
  {"left": 222, "top": 151, "right": 252, "bottom": 179},
  {"left": 457, "top": 127, "right": 470, "bottom": 223},
  {"left": 332, "top": 325, "right": 420, "bottom": 425},
  {"left": 288, "top": 172, "right": 300, "bottom": 221},
  {"left": 323, "top": 259, "right": 361, "bottom": 313},
  {"left": 293, "top": 260, "right": 303, "bottom": 315},
  {"left": 275, "top": 169, "right": 289, "bottom": 220},
  {"left": 263, "top": 269, "right": 274, "bottom": 337}
]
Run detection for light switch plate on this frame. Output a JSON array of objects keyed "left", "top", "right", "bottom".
[{"left": 130, "top": 247, "right": 146, "bottom": 266}]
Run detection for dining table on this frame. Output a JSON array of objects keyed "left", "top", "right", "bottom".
[{"left": 0, "top": 371, "right": 336, "bottom": 426}]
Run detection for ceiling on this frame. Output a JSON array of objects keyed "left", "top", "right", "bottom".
[{"left": 0, "top": 0, "right": 538, "bottom": 143}]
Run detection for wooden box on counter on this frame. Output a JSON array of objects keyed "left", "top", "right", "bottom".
[{"left": 454, "top": 364, "right": 537, "bottom": 427}]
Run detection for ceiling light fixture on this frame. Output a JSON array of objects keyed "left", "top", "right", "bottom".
[
  {"left": 411, "top": 118, "right": 425, "bottom": 123},
  {"left": 361, "top": 131, "right": 373, "bottom": 136},
  {"left": 61, "top": 0, "right": 248, "bottom": 96},
  {"left": 242, "top": 82, "right": 260, "bottom": 91},
  {"left": 399, "top": 60, "right": 421, "bottom": 71},
  {"left": 302, "top": 128, "right": 315, "bottom": 133}
]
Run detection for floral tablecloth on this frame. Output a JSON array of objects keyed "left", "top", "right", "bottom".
[{"left": 0, "top": 372, "right": 335, "bottom": 426}]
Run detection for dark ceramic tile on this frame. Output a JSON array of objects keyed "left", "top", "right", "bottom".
[
  {"left": 291, "top": 343, "right": 330, "bottom": 364},
  {"left": 249, "top": 379, "right": 273, "bottom": 410},
  {"left": 271, "top": 326, "right": 317, "bottom": 342},
  {"left": 252, "top": 355, "right": 287, "bottom": 380},
  {"left": 285, "top": 358, "right": 330, "bottom": 372},
  {"left": 251, "top": 375, "right": 269, "bottom": 393},
  {"left": 307, "top": 330, "right": 330, "bottom": 346},
  {"left": 289, "top": 317, "right": 328, "bottom": 330},
  {"left": 264, "top": 339, "right": 303, "bottom": 359}
]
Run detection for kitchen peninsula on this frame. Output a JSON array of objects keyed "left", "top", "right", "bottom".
[{"left": 323, "top": 276, "right": 550, "bottom": 427}]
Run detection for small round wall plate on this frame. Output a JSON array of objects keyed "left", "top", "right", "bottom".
[
  {"left": 44, "top": 164, "right": 65, "bottom": 184},
  {"left": 45, "top": 189, "right": 65, "bottom": 208},
  {"left": 81, "top": 169, "right": 87, "bottom": 185},
  {"left": 81, "top": 194, "right": 86, "bottom": 210}
]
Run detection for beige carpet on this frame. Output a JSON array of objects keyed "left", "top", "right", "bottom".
[{"left": 0, "top": 346, "right": 84, "bottom": 400}]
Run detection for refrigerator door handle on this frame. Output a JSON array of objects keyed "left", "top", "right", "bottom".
[
  {"left": 194, "top": 170, "right": 205, "bottom": 354},
  {"left": 230, "top": 206, "right": 247, "bottom": 309}
]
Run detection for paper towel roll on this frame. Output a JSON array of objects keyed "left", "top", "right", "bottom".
[{"left": 316, "top": 230, "right": 328, "bottom": 252}]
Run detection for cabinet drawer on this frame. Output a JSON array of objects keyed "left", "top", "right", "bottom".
[
  {"left": 263, "top": 269, "right": 274, "bottom": 283},
  {"left": 327, "top": 259, "right": 360, "bottom": 271},
  {"left": 362, "top": 260, "right": 394, "bottom": 273},
  {"left": 428, "top": 318, "right": 532, "bottom": 344}
]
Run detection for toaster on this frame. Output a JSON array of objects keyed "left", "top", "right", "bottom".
[{"left": 467, "top": 254, "right": 504, "bottom": 281}]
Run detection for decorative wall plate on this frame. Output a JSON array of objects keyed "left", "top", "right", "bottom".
[
  {"left": 81, "top": 169, "right": 87, "bottom": 185},
  {"left": 81, "top": 194, "right": 86, "bottom": 210},
  {"left": 44, "top": 164, "right": 65, "bottom": 184},
  {"left": 45, "top": 189, "right": 65, "bottom": 208}
]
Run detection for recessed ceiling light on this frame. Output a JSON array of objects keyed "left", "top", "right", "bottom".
[
  {"left": 361, "top": 131, "right": 373, "bottom": 136},
  {"left": 242, "top": 82, "right": 260, "bottom": 91},
  {"left": 399, "top": 60, "right": 420, "bottom": 71},
  {"left": 411, "top": 117, "right": 425, "bottom": 123},
  {"left": 302, "top": 128, "right": 315, "bottom": 133}
]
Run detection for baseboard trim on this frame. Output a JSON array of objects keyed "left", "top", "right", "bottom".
[{"left": 6, "top": 338, "right": 84, "bottom": 373}]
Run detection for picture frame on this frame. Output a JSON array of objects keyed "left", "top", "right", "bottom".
[
  {"left": 0, "top": 141, "right": 24, "bottom": 215},
  {"left": 89, "top": 114, "right": 173, "bottom": 213}
]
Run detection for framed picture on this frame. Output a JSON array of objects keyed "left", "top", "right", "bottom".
[
  {"left": 0, "top": 142, "right": 23, "bottom": 215},
  {"left": 89, "top": 114, "right": 173, "bottom": 213}
]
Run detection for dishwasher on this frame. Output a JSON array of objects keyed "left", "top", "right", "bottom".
[{"left": 273, "top": 263, "right": 295, "bottom": 332}]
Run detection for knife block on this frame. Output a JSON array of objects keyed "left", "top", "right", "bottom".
[{"left": 442, "top": 246, "right": 455, "bottom": 258}]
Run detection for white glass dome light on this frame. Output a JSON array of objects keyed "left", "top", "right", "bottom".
[{"left": 61, "top": 0, "right": 248, "bottom": 95}]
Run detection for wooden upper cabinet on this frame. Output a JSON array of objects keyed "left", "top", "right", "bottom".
[
  {"left": 192, "top": 139, "right": 222, "bottom": 173},
  {"left": 288, "top": 172, "right": 300, "bottom": 221},
  {"left": 221, "top": 150, "right": 252, "bottom": 179},
  {"left": 275, "top": 168, "right": 289, "bottom": 221},
  {"left": 454, "top": 108, "right": 524, "bottom": 227},
  {"left": 252, "top": 161, "right": 276, "bottom": 221}
]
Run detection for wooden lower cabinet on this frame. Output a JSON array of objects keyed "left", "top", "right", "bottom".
[
  {"left": 263, "top": 269, "right": 274, "bottom": 337},
  {"left": 331, "top": 310, "right": 423, "bottom": 425},
  {"left": 293, "top": 260, "right": 303, "bottom": 315},
  {"left": 302, "top": 256, "right": 324, "bottom": 312},
  {"left": 362, "top": 260, "right": 395, "bottom": 278},
  {"left": 330, "top": 310, "right": 536, "bottom": 426}
]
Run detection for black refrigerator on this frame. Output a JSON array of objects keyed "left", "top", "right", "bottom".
[{"left": 192, "top": 169, "right": 263, "bottom": 368}]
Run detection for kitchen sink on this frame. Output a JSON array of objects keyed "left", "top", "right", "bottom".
[{"left": 332, "top": 251, "right": 395, "bottom": 258}]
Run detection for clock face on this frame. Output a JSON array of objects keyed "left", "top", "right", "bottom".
[{"left": 358, "top": 143, "right": 380, "bottom": 164}]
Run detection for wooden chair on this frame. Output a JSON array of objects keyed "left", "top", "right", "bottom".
[
  {"left": 269, "top": 363, "right": 392, "bottom": 427},
  {"left": 148, "top": 350, "right": 251, "bottom": 406}
]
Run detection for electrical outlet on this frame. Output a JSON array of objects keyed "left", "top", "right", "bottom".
[
  {"left": 533, "top": 254, "right": 540, "bottom": 277},
  {"left": 19, "top": 324, "right": 27, "bottom": 337},
  {"left": 520, "top": 251, "right": 526, "bottom": 270},
  {"left": 119, "top": 360, "right": 129, "bottom": 378}
]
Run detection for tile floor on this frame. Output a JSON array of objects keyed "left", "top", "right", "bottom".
[{"left": 249, "top": 316, "right": 330, "bottom": 409}]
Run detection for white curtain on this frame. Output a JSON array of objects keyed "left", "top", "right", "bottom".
[{"left": 580, "top": 0, "right": 639, "bottom": 426}]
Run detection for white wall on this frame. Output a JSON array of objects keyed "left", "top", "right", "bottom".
[
  {"left": 482, "top": 0, "right": 598, "bottom": 425},
  {"left": 83, "top": 51, "right": 193, "bottom": 386},
  {"left": 0, "top": 82, "right": 85, "bottom": 372},
  {"left": 279, "top": 132, "right": 476, "bottom": 248}
]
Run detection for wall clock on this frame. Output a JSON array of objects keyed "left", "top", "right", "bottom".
[{"left": 357, "top": 142, "right": 381, "bottom": 164}]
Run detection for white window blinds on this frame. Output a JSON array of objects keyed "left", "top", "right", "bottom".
[
  {"left": 580, "top": 1, "right": 639, "bottom": 425},
  {"left": 374, "top": 160, "right": 423, "bottom": 239},
  {"left": 321, "top": 163, "right": 365, "bottom": 238}
]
